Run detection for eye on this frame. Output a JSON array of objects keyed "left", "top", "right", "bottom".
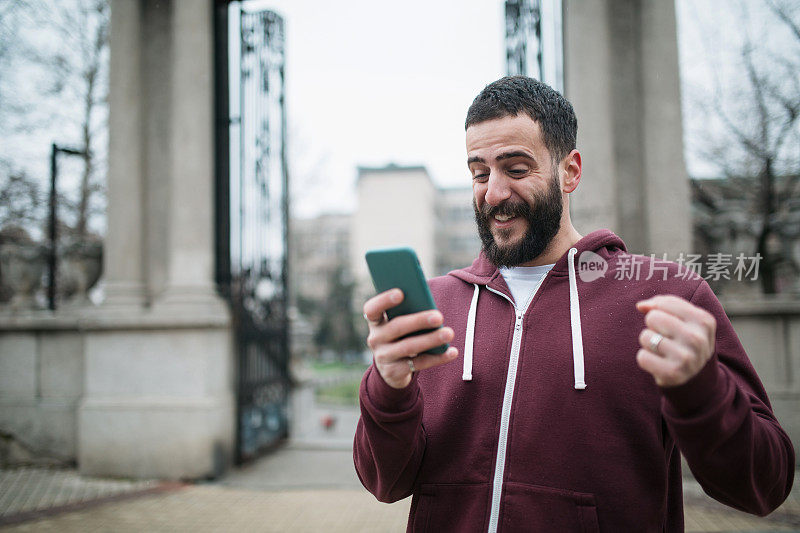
[
  {"left": 471, "top": 168, "right": 489, "bottom": 182},
  {"left": 507, "top": 167, "right": 528, "bottom": 177}
]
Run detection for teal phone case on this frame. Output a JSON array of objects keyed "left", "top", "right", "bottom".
[{"left": 365, "top": 247, "right": 448, "bottom": 355}]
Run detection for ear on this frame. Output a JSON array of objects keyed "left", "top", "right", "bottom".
[{"left": 561, "top": 149, "right": 581, "bottom": 193}]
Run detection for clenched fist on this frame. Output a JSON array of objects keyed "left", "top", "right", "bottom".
[{"left": 635, "top": 295, "right": 717, "bottom": 388}]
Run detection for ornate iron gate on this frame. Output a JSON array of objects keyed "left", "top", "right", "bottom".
[
  {"left": 214, "top": 2, "right": 291, "bottom": 464},
  {"left": 505, "top": 0, "right": 564, "bottom": 93}
]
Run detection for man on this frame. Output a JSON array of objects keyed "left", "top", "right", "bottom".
[{"left": 354, "top": 76, "right": 794, "bottom": 532}]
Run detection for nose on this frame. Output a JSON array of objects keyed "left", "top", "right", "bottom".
[{"left": 484, "top": 172, "right": 511, "bottom": 206}]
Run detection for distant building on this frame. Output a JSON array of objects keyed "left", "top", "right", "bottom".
[
  {"left": 289, "top": 164, "right": 482, "bottom": 348},
  {"left": 350, "top": 164, "right": 440, "bottom": 305},
  {"left": 435, "top": 187, "right": 482, "bottom": 275},
  {"left": 350, "top": 164, "right": 484, "bottom": 305},
  {"left": 291, "top": 213, "right": 351, "bottom": 305}
]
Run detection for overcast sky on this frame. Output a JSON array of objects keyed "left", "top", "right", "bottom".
[
  {"left": 246, "top": 0, "right": 508, "bottom": 218},
  {"left": 5, "top": 1, "right": 791, "bottom": 226},
  {"left": 244, "top": 0, "right": 798, "bottom": 220}
]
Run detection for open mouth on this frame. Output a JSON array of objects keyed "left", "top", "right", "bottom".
[
  {"left": 480, "top": 202, "right": 527, "bottom": 231},
  {"left": 492, "top": 213, "right": 520, "bottom": 232}
]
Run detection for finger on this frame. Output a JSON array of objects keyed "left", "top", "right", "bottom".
[
  {"left": 643, "top": 307, "right": 713, "bottom": 357},
  {"left": 405, "top": 347, "right": 459, "bottom": 372},
  {"left": 377, "top": 347, "right": 460, "bottom": 390},
  {"left": 638, "top": 328, "right": 686, "bottom": 359},
  {"left": 643, "top": 309, "right": 683, "bottom": 339},
  {"left": 636, "top": 348, "right": 679, "bottom": 387},
  {"left": 636, "top": 295, "right": 714, "bottom": 327},
  {"left": 374, "top": 327, "right": 455, "bottom": 365},
  {"left": 638, "top": 328, "right": 665, "bottom": 353},
  {"left": 363, "top": 289, "right": 403, "bottom": 323},
  {"left": 369, "top": 310, "right": 444, "bottom": 346},
  {"left": 637, "top": 295, "right": 716, "bottom": 350}
]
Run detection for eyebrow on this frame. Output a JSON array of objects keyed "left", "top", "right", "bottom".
[{"left": 467, "top": 151, "right": 536, "bottom": 166}]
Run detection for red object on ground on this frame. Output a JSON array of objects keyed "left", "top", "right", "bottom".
[{"left": 321, "top": 415, "right": 336, "bottom": 431}]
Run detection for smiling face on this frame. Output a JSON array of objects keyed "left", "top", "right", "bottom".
[{"left": 467, "top": 114, "right": 566, "bottom": 267}]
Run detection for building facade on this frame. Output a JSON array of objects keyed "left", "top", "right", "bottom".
[
  {"left": 292, "top": 165, "right": 481, "bottom": 328},
  {"left": 435, "top": 187, "right": 482, "bottom": 276}
]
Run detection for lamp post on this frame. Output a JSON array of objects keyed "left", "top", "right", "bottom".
[{"left": 49, "top": 143, "right": 87, "bottom": 311}]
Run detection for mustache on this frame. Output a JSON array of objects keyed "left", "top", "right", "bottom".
[{"left": 479, "top": 201, "right": 532, "bottom": 219}]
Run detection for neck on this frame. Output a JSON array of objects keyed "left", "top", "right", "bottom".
[{"left": 518, "top": 222, "right": 582, "bottom": 267}]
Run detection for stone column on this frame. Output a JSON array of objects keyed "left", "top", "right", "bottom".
[
  {"left": 102, "top": 0, "right": 146, "bottom": 308},
  {"left": 639, "top": 0, "right": 692, "bottom": 257},
  {"left": 78, "top": 0, "right": 234, "bottom": 480},
  {"left": 563, "top": 0, "right": 691, "bottom": 257},
  {"left": 155, "top": 0, "right": 226, "bottom": 315}
]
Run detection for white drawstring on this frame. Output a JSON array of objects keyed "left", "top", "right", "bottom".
[
  {"left": 462, "top": 253, "right": 586, "bottom": 389},
  {"left": 462, "top": 283, "right": 480, "bottom": 381},
  {"left": 567, "top": 248, "right": 587, "bottom": 389}
]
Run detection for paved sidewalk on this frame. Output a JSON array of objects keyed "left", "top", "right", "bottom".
[
  {"left": 2, "top": 446, "right": 799, "bottom": 532},
  {"left": 1, "top": 485, "right": 410, "bottom": 532},
  {"left": 0, "top": 467, "right": 160, "bottom": 526},
  {"left": 683, "top": 479, "right": 800, "bottom": 532}
]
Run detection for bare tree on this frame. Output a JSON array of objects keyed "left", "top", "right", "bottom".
[
  {"left": 0, "top": 1, "right": 37, "bottom": 151},
  {"left": 684, "top": 0, "right": 800, "bottom": 294},
  {"left": 0, "top": 166, "right": 43, "bottom": 231},
  {"left": 0, "top": 0, "right": 109, "bottom": 240},
  {"left": 36, "top": 0, "right": 109, "bottom": 239}
]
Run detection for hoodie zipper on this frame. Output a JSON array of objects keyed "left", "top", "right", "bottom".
[{"left": 485, "top": 283, "right": 539, "bottom": 533}]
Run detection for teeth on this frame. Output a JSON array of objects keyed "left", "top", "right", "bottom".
[{"left": 494, "top": 214, "right": 513, "bottom": 222}]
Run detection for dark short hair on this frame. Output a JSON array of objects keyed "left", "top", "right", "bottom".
[{"left": 465, "top": 76, "right": 577, "bottom": 162}]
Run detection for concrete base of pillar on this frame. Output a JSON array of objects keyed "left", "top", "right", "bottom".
[
  {"left": 77, "top": 316, "right": 234, "bottom": 479},
  {"left": 78, "top": 395, "right": 234, "bottom": 480}
]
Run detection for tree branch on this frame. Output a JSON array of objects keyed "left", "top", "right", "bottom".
[{"left": 765, "top": 0, "right": 800, "bottom": 42}]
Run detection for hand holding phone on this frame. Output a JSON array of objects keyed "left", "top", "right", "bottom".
[
  {"left": 366, "top": 247, "right": 448, "bottom": 354},
  {"left": 363, "top": 247, "right": 458, "bottom": 389}
]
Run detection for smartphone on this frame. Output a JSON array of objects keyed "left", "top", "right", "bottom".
[{"left": 365, "top": 246, "right": 448, "bottom": 355}]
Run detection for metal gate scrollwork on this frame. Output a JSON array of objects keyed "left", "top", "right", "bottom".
[
  {"left": 505, "top": 0, "right": 564, "bottom": 93},
  {"left": 215, "top": 2, "right": 291, "bottom": 464}
]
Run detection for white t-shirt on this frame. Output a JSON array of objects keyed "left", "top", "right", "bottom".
[{"left": 499, "top": 264, "right": 555, "bottom": 310}]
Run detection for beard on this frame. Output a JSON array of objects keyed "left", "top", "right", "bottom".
[{"left": 473, "top": 170, "right": 563, "bottom": 267}]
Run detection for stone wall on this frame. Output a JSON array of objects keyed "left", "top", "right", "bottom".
[
  {"left": 2, "top": 299, "right": 795, "bottom": 476},
  {"left": 725, "top": 300, "right": 800, "bottom": 456},
  {"left": 0, "top": 311, "right": 235, "bottom": 479},
  {"left": 0, "top": 323, "right": 83, "bottom": 462}
]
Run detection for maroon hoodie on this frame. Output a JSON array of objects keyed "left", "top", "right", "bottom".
[{"left": 353, "top": 230, "right": 794, "bottom": 532}]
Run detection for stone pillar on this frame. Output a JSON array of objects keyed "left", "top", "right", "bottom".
[
  {"left": 155, "top": 0, "right": 225, "bottom": 314},
  {"left": 78, "top": 0, "right": 234, "bottom": 479},
  {"left": 103, "top": 0, "right": 146, "bottom": 308},
  {"left": 563, "top": 0, "right": 691, "bottom": 256}
]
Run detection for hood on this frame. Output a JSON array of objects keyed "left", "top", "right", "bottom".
[{"left": 447, "top": 229, "right": 627, "bottom": 388}]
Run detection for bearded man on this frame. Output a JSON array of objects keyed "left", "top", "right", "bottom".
[{"left": 354, "top": 76, "right": 794, "bottom": 532}]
